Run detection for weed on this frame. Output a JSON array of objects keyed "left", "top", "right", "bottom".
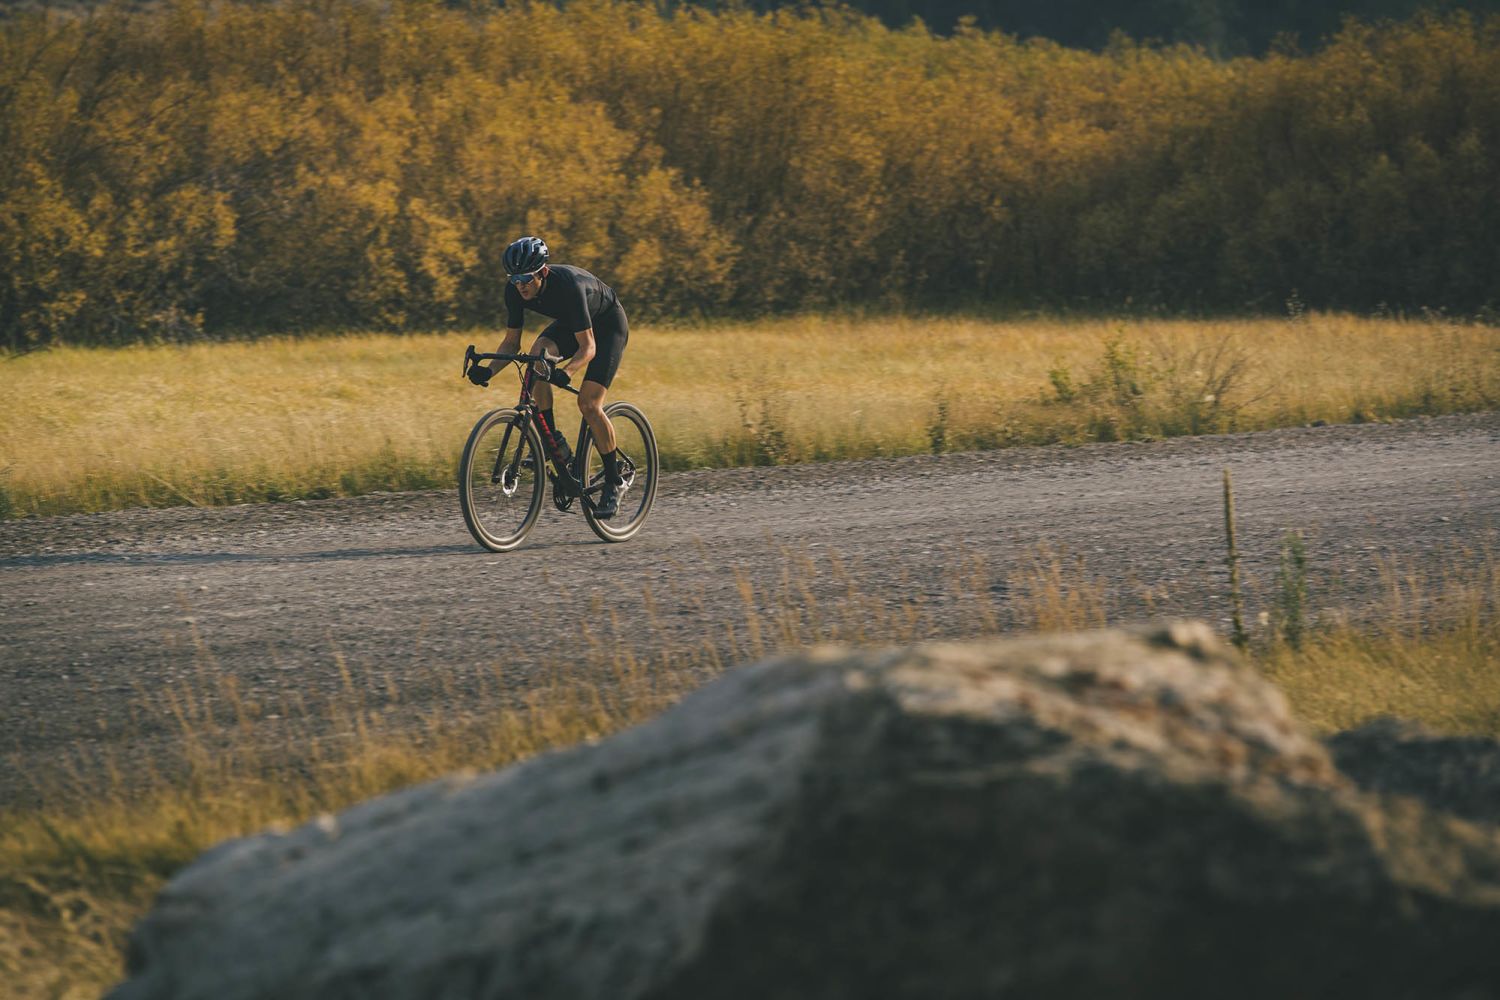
[
  {"left": 927, "top": 396, "right": 950, "bottom": 454},
  {"left": 1083, "top": 337, "right": 1152, "bottom": 442},
  {"left": 1273, "top": 530, "right": 1310, "bottom": 648},
  {"left": 1048, "top": 333, "right": 1266, "bottom": 442},
  {"left": 1007, "top": 544, "right": 1107, "bottom": 632},
  {"left": 1286, "top": 289, "right": 1307, "bottom": 323},
  {"left": 1047, "top": 365, "right": 1076, "bottom": 403},
  {"left": 1152, "top": 334, "right": 1261, "bottom": 436},
  {"left": 731, "top": 375, "right": 794, "bottom": 467}
]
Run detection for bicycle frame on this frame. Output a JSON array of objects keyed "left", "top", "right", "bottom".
[{"left": 465, "top": 346, "right": 596, "bottom": 509}]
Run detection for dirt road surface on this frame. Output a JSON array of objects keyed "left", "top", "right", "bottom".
[{"left": 3, "top": 413, "right": 1497, "bottom": 807}]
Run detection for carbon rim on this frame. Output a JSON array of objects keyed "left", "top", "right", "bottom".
[
  {"left": 581, "top": 402, "right": 658, "bottom": 542},
  {"left": 460, "top": 410, "right": 544, "bottom": 551}
]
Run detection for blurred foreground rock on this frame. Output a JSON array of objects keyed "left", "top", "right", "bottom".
[
  {"left": 1328, "top": 715, "right": 1500, "bottom": 826},
  {"left": 113, "top": 624, "right": 1500, "bottom": 1000}
]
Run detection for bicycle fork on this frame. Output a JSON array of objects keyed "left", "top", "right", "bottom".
[{"left": 488, "top": 415, "right": 526, "bottom": 496}]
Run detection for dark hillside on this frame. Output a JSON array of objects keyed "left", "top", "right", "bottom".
[{"left": 678, "top": 0, "right": 1500, "bottom": 52}]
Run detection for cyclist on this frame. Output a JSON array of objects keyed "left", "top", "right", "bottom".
[{"left": 468, "top": 236, "right": 630, "bottom": 519}]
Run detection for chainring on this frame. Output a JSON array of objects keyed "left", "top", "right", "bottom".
[{"left": 549, "top": 468, "right": 579, "bottom": 512}]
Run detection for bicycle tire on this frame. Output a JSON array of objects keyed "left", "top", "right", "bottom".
[
  {"left": 458, "top": 408, "right": 546, "bottom": 552},
  {"left": 579, "top": 401, "right": 659, "bottom": 543}
]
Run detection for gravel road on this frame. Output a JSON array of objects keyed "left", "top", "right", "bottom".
[{"left": 3, "top": 412, "right": 1498, "bottom": 807}]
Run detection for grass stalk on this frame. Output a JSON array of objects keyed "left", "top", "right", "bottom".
[{"left": 1223, "top": 467, "right": 1249, "bottom": 649}]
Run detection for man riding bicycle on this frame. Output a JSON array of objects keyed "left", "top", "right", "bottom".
[{"left": 468, "top": 236, "right": 630, "bottom": 519}]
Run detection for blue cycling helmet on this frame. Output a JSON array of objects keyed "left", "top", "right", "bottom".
[{"left": 503, "top": 236, "right": 549, "bottom": 275}]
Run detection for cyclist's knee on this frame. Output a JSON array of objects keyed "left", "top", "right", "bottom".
[{"left": 578, "top": 385, "right": 605, "bottom": 412}]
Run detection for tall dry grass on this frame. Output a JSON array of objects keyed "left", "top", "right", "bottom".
[
  {"left": 3, "top": 312, "right": 1497, "bottom": 518},
  {"left": 1261, "top": 551, "right": 1500, "bottom": 734}
]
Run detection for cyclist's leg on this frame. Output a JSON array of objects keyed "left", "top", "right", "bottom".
[
  {"left": 531, "top": 326, "right": 576, "bottom": 459},
  {"left": 579, "top": 378, "right": 617, "bottom": 519},
  {"left": 578, "top": 380, "right": 615, "bottom": 454},
  {"left": 576, "top": 311, "right": 627, "bottom": 456},
  {"left": 527, "top": 332, "right": 563, "bottom": 413}
]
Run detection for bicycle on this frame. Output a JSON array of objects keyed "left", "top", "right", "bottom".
[{"left": 458, "top": 345, "right": 659, "bottom": 551}]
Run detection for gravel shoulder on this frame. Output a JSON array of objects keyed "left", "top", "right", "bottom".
[{"left": 3, "top": 412, "right": 1498, "bottom": 807}]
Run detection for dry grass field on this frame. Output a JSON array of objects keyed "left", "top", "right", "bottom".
[{"left": 3, "top": 312, "right": 1497, "bottom": 518}]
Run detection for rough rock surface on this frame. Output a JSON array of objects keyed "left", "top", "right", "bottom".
[
  {"left": 1329, "top": 716, "right": 1500, "bottom": 826},
  {"left": 113, "top": 624, "right": 1500, "bottom": 1000}
]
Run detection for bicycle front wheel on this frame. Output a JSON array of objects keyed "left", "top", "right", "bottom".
[
  {"left": 459, "top": 408, "right": 546, "bottom": 552},
  {"left": 580, "top": 401, "right": 659, "bottom": 543}
]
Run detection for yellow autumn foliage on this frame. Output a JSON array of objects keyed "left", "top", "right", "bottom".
[{"left": 1, "top": 2, "right": 1497, "bottom": 348}]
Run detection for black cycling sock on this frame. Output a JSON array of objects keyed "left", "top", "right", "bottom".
[{"left": 602, "top": 448, "right": 621, "bottom": 485}]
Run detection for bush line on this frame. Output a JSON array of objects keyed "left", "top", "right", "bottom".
[{"left": 3, "top": 3, "right": 1498, "bottom": 348}]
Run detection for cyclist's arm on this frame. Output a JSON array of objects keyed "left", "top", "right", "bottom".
[
  {"left": 501, "top": 283, "right": 526, "bottom": 353},
  {"left": 564, "top": 328, "right": 595, "bottom": 378}
]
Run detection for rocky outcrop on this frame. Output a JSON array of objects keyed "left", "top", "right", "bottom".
[
  {"left": 112, "top": 624, "right": 1500, "bottom": 1000},
  {"left": 1329, "top": 715, "right": 1500, "bottom": 826}
]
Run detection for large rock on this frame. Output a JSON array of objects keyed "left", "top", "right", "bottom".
[
  {"left": 112, "top": 624, "right": 1500, "bottom": 1000},
  {"left": 1329, "top": 716, "right": 1500, "bottom": 826}
]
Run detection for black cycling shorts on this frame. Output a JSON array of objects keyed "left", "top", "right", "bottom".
[{"left": 539, "top": 303, "right": 629, "bottom": 389}]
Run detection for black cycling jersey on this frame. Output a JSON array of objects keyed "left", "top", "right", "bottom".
[
  {"left": 506, "top": 263, "right": 630, "bottom": 387},
  {"left": 505, "top": 264, "right": 621, "bottom": 335}
]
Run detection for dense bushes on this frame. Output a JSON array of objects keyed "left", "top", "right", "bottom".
[
  {"left": 694, "top": 0, "right": 1500, "bottom": 54},
  {"left": 1, "top": 1, "right": 1496, "bottom": 347}
]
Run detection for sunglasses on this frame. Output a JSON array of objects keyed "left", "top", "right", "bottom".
[{"left": 509, "top": 270, "right": 542, "bottom": 285}]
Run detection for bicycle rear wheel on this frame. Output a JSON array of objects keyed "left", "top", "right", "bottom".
[
  {"left": 579, "top": 401, "right": 658, "bottom": 543},
  {"left": 459, "top": 408, "right": 546, "bottom": 552}
]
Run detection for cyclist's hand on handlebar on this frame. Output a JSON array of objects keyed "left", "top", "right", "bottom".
[
  {"left": 467, "top": 363, "right": 494, "bottom": 387},
  {"left": 547, "top": 368, "right": 571, "bottom": 388}
]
